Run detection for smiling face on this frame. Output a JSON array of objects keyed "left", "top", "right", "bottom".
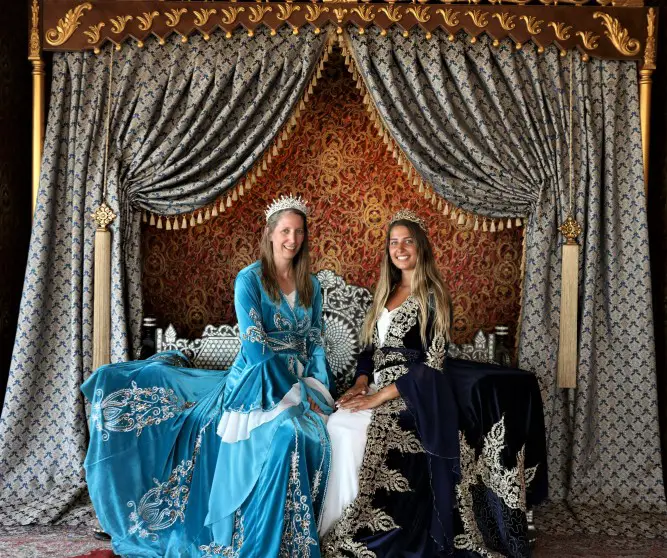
[
  {"left": 388, "top": 224, "right": 418, "bottom": 272},
  {"left": 268, "top": 210, "right": 306, "bottom": 265}
]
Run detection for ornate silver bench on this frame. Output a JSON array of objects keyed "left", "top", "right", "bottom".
[{"left": 155, "top": 270, "right": 503, "bottom": 393}]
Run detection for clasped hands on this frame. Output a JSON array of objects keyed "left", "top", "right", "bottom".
[{"left": 335, "top": 376, "right": 387, "bottom": 412}]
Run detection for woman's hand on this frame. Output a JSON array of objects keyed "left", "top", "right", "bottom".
[
  {"left": 336, "top": 376, "right": 369, "bottom": 407},
  {"left": 338, "top": 391, "right": 385, "bottom": 412},
  {"left": 338, "top": 383, "right": 399, "bottom": 412}
]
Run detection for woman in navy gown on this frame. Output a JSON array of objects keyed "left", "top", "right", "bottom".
[{"left": 320, "top": 209, "right": 459, "bottom": 557}]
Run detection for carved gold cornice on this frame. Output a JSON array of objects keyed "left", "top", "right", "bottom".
[
  {"left": 194, "top": 8, "right": 216, "bottom": 28},
  {"left": 437, "top": 8, "right": 460, "bottom": 27},
  {"left": 576, "top": 29, "right": 600, "bottom": 50},
  {"left": 593, "top": 12, "right": 640, "bottom": 56},
  {"left": 520, "top": 15, "right": 544, "bottom": 34},
  {"left": 493, "top": 13, "right": 517, "bottom": 31},
  {"left": 84, "top": 22, "right": 105, "bottom": 44},
  {"left": 548, "top": 21, "right": 572, "bottom": 40},
  {"left": 41, "top": 1, "right": 654, "bottom": 64},
  {"left": 45, "top": 2, "right": 92, "bottom": 47},
  {"left": 110, "top": 15, "right": 132, "bottom": 34},
  {"left": 407, "top": 6, "right": 431, "bottom": 24},
  {"left": 137, "top": 11, "right": 159, "bottom": 31}
]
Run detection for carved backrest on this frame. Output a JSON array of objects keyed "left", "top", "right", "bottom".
[{"left": 156, "top": 269, "right": 498, "bottom": 391}]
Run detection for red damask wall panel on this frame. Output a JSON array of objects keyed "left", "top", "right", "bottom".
[{"left": 142, "top": 50, "right": 525, "bottom": 346}]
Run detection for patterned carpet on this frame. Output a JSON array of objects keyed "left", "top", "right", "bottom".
[{"left": 1, "top": 518, "right": 667, "bottom": 558}]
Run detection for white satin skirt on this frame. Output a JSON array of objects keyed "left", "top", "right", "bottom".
[{"left": 318, "top": 384, "right": 378, "bottom": 536}]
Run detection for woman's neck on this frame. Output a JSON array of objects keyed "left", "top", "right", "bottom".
[
  {"left": 397, "top": 270, "right": 413, "bottom": 290},
  {"left": 274, "top": 260, "right": 294, "bottom": 280}
]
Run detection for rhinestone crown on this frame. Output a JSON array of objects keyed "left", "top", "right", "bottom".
[
  {"left": 389, "top": 209, "right": 427, "bottom": 231},
  {"left": 265, "top": 195, "right": 309, "bottom": 221}
]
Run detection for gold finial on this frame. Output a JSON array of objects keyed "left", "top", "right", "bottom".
[
  {"left": 558, "top": 215, "right": 582, "bottom": 244},
  {"left": 92, "top": 203, "right": 116, "bottom": 230}
]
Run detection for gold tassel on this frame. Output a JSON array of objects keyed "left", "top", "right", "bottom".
[
  {"left": 482, "top": 218, "right": 488, "bottom": 232},
  {"left": 437, "top": 199, "right": 442, "bottom": 211},
  {"left": 507, "top": 218, "right": 512, "bottom": 229},
  {"left": 272, "top": 144, "right": 279, "bottom": 157},
  {"left": 165, "top": 218, "right": 172, "bottom": 231},
  {"left": 182, "top": 216, "right": 187, "bottom": 229},
  {"left": 92, "top": 227, "right": 111, "bottom": 370},
  {"left": 156, "top": 216, "right": 163, "bottom": 229},
  {"left": 443, "top": 203, "right": 450, "bottom": 216},
  {"left": 262, "top": 159, "right": 267, "bottom": 172},
  {"left": 418, "top": 182, "right": 425, "bottom": 194},
  {"left": 205, "top": 208, "right": 211, "bottom": 220},
  {"left": 457, "top": 212, "right": 466, "bottom": 225},
  {"left": 173, "top": 218, "right": 179, "bottom": 231},
  {"left": 558, "top": 238, "right": 579, "bottom": 388},
  {"left": 219, "top": 199, "right": 225, "bottom": 213},
  {"left": 490, "top": 220, "right": 496, "bottom": 232},
  {"left": 516, "top": 217, "right": 523, "bottom": 227},
  {"left": 149, "top": 213, "right": 156, "bottom": 226},
  {"left": 197, "top": 212, "right": 203, "bottom": 225},
  {"left": 232, "top": 189, "right": 238, "bottom": 202},
  {"left": 190, "top": 215, "right": 196, "bottom": 227},
  {"left": 227, "top": 195, "right": 232, "bottom": 208},
  {"left": 212, "top": 205, "right": 218, "bottom": 217},
  {"left": 473, "top": 216, "right": 479, "bottom": 231},
  {"left": 142, "top": 211, "right": 147, "bottom": 223},
  {"left": 498, "top": 220, "right": 504, "bottom": 232},
  {"left": 239, "top": 183, "right": 244, "bottom": 196},
  {"left": 450, "top": 209, "right": 457, "bottom": 221}
]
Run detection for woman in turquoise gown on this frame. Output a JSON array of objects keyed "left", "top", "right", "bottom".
[{"left": 82, "top": 196, "right": 335, "bottom": 557}]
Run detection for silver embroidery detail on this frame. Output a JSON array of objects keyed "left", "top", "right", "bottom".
[
  {"left": 375, "top": 364, "right": 409, "bottom": 390},
  {"left": 199, "top": 509, "right": 244, "bottom": 557},
  {"left": 279, "top": 419, "right": 318, "bottom": 558},
  {"left": 384, "top": 296, "right": 419, "bottom": 348},
  {"left": 91, "top": 382, "right": 194, "bottom": 441},
  {"left": 127, "top": 417, "right": 213, "bottom": 539},
  {"left": 242, "top": 308, "right": 311, "bottom": 359},
  {"left": 454, "top": 416, "right": 539, "bottom": 556},
  {"left": 425, "top": 334, "right": 446, "bottom": 369}
]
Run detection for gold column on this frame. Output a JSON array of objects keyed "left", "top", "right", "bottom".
[
  {"left": 28, "top": 0, "right": 45, "bottom": 219},
  {"left": 640, "top": 8, "right": 657, "bottom": 194}
]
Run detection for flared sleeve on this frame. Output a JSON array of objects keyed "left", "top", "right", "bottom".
[
  {"left": 395, "top": 327, "right": 460, "bottom": 553},
  {"left": 302, "top": 277, "right": 336, "bottom": 407}
]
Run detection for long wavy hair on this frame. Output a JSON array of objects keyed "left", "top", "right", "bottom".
[
  {"left": 360, "top": 219, "right": 451, "bottom": 348},
  {"left": 259, "top": 209, "right": 313, "bottom": 307}
]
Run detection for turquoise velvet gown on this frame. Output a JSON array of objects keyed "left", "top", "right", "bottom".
[{"left": 82, "top": 262, "right": 334, "bottom": 557}]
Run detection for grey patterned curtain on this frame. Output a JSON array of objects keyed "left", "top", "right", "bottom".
[
  {"left": 0, "top": 28, "right": 326, "bottom": 525},
  {"left": 348, "top": 28, "right": 665, "bottom": 514}
]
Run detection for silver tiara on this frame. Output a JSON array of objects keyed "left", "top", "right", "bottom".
[
  {"left": 389, "top": 209, "right": 427, "bottom": 231},
  {"left": 265, "top": 195, "right": 309, "bottom": 221}
]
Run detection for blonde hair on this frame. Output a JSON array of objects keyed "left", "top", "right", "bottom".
[
  {"left": 360, "top": 219, "right": 451, "bottom": 348},
  {"left": 259, "top": 209, "right": 313, "bottom": 307}
]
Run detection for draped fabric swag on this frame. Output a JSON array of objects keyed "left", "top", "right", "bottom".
[
  {"left": 347, "top": 27, "right": 665, "bottom": 513},
  {"left": 0, "top": 27, "right": 326, "bottom": 524}
]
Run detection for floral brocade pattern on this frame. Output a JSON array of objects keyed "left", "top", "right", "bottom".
[{"left": 141, "top": 50, "right": 524, "bottom": 347}]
